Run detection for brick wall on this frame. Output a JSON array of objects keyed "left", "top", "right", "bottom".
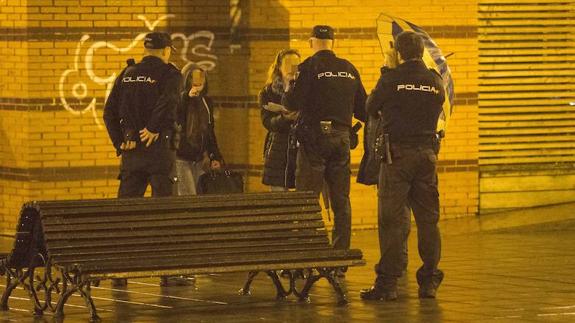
[{"left": 0, "top": 0, "right": 478, "bottom": 234}]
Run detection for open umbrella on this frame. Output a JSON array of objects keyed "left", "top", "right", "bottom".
[{"left": 376, "top": 13, "right": 454, "bottom": 133}]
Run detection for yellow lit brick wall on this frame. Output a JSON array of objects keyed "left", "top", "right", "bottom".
[{"left": 1, "top": 0, "right": 479, "bottom": 234}]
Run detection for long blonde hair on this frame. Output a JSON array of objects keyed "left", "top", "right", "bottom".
[{"left": 264, "top": 49, "right": 301, "bottom": 87}]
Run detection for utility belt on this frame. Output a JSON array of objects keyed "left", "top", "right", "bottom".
[
  {"left": 293, "top": 117, "right": 359, "bottom": 147},
  {"left": 319, "top": 120, "right": 350, "bottom": 134},
  {"left": 374, "top": 133, "right": 442, "bottom": 164}
]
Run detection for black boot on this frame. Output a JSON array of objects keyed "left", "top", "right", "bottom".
[
  {"left": 360, "top": 285, "right": 397, "bottom": 301},
  {"left": 417, "top": 267, "right": 444, "bottom": 299}
]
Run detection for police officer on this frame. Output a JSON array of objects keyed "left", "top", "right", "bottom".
[
  {"left": 103, "top": 32, "right": 182, "bottom": 287},
  {"left": 360, "top": 31, "right": 445, "bottom": 301},
  {"left": 104, "top": 32, "right": 181, "bottom": 198},
  {"left": 282, "top": 25, "right": 367, "bottom": 255}
]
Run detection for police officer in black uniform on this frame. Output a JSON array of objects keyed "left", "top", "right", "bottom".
[
  {"left": 283, "top": 25, "right": 367, "bottom": 254},
  {"left": 103, "top": 32, "right": 183, "bottom": 287},
  {"left": 104, "top": 32, "right": 181, "bottom": 198},
  {"left": 360, "top": 31, "right": 445, "bottom": 301}
]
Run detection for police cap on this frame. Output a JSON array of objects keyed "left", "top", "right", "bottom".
[
  {"left": 311, "top": 25, "right": 334, "bottom": 40},
  {"left": 144, "top": 32, "right": 175, "bottom": 50}
]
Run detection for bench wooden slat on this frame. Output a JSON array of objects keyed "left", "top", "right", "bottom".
[
  {"left": 37, "top": 195, "right": 318, "bottom": 216},
  {"left": 52, "top": 244, "right": 335, "bottom": 265},
  {"left": 61, "top": 249, "right": 364, "bottom": 274},
  {"left": 45, "top": 229, "right": 328, "bottom": 249},
  {"left": 44, "top": 221, "right": 326, "bottom": 241},
  {"left": 88, "top": 258, "right": 366, "bottom": 280},
  {"left": 48, "top": 237, "right": 331, "bottom": 259},
  {"left": 42, "top": 213, "right": 323, "bottom": 232},
  {"left": 41, "top": 205, "right": 322, "bottom": 225},
  {"left": 35, "top": 191, "right": 315, "bottom": 210}
]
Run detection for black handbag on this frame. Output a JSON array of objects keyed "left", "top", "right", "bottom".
[{"left": 196, "top": 169, "right": 244, "bottom": 195}]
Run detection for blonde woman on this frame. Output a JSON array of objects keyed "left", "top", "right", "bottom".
[{"left": 259, "top": 49, "right": 301, "bottom": 191}]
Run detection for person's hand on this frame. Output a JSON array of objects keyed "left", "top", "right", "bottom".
[
  {"left": 384, "top": 49, "right": 398, "bottom": 69},
  {"left": 188, "top": 86, "right": 202, "bottom": 97},
  {"left": 282, "top": 110, "right": 299, "bottom": 121},
  {"left": 210, "top": 160, "right": 221, "bottom": 170},
  {"left": 120, "top": 141, "right": 136, "bottom": 151},
  {"left": 139, "top": 128, "right": 159, "bottom": 147}
]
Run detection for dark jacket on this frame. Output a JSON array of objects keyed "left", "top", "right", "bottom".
[
  {"left": 357, "top": 114, "right": 381, "bottom": 185},
  {"left": 259, "top": 84, "right": 295, "bottom": 188},
  {"left": 282, "top": 50, "right": 367, "bottom": 128},
  {"left": 176, "top": 64, "right": 222, "bottom": 162},
  {"left": 104, "top": 56, "right": 182, "bottom": 154},
  {"left": 366, "top": 60, "right": 445, "bottom": 143}
]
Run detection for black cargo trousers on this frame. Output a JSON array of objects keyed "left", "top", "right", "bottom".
[
  {"left": 118, "top": 133, "right": 176, "bottom": 198},
  {"left": 375, "top": 143, "right": 443, "bottom": 288},
  {"left": 296, "top": 128, "right": 351, "bottom": 250}
]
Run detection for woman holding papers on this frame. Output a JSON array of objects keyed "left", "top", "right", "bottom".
[{"left": 259, "top": 49, "right": 301, "bottom": 191}]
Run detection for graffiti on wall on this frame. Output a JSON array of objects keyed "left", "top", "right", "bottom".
[{"left": 59, "top": 15, "right": 218, "bottom": 128}]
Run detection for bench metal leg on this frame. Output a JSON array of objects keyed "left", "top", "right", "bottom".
[
  {"left": 78, "top": 283, "right": 100, "bottom": 322},
  {"left": 290, "top": 268, "right": 348, "bottom": 305},
  {"left": 238, "top": 271, "right": 259, "bottom": 296},
  {"left": 54, "top": 271, "right": 99, "bottom": 322},
  {"left": 292, "top": 271, "right": 321, "bottom": 303},
  {"left": 1, "top": 268, "right": 20, "bottom": 311},
  {"left": 265, "top": 271, "right": 289, "bottom": 300},
  {"left": 321, "top": 268, "right": 348, "bottom": 306}
]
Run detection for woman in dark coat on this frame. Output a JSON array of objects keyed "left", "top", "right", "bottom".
[
  {"left": 259, "top": 49, "right": 301, "bottom": 191},
  {"left": 175, "top": 63, "right": 222, "bottom": 195}
]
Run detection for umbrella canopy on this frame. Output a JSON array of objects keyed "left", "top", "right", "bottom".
[{"left": 376, "top": 13, "right": 454, "bottom": 133}]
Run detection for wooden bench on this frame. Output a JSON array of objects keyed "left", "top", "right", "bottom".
[{"left": 0, "top": 191, "right": 365, "bottom": 321}]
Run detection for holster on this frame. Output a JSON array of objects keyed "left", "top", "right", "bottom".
[{"left": 432, "top": 130, "right": 444, "bottom": 155}]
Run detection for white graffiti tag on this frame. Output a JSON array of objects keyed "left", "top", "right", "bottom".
[{"left": 59, "top": 15, "right": 218, "bottom": 128}]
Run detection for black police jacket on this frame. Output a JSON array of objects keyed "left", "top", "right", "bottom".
[
  {"left": 366, "top": 60, "right": 445, "bottom": 142},
  {"left": 282, "top": 50, "right": 367, "bottom": 128},
  {"left": 103, "top": 56, "right": 182, "bottom": 154}
]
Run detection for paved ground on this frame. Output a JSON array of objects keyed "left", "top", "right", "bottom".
[{"left": 1, "top": 203, "right": 575, "bottom": 322}]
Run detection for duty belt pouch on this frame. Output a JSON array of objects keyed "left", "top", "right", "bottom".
[{"left": 320, "top": 120, "right": 332, "bottom": 134}]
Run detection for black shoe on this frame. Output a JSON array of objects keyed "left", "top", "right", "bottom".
[
  {"left": 418, "top": 285, "right": 437, "bottom": 298},
  {"left": 360, "top": 286, "right": 397, "bottom": 301},
  {"left": 161, "top": 275, "right": 194, "bottom": 287},
  {"left": 111, "top": 278, "right": 128, "bottom": 288},
  {"left": 416, "top": 268, "right": 443, "bottom": 299}
]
